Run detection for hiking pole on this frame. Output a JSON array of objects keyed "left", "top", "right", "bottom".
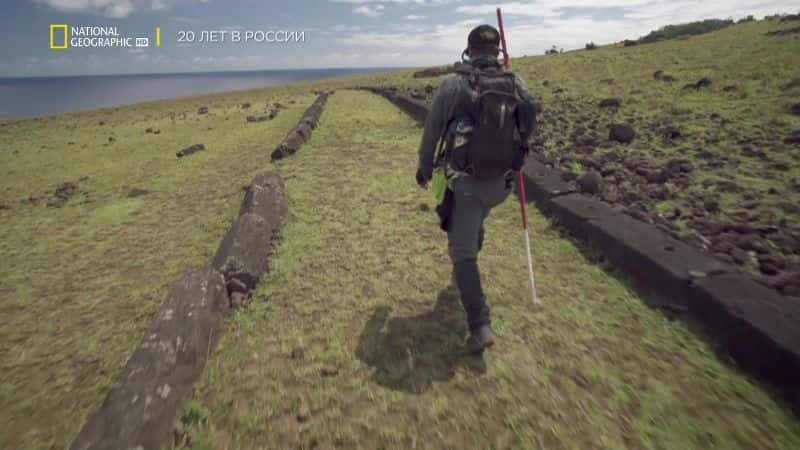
[
  {"left": 497, "top": 7, "right": 540, "bottom": 305},
  {"left": 496, "top": 7, "right": 510, "bottom": 69},
  {"left": 517, "top": 169, "right": 540, "bottom": 304}
]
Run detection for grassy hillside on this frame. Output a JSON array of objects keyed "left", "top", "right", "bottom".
[
  {"left": 0, "top": 16, "right": 798, "bottom": 450},
  {"left": 176, "top": 89, "right": 800, "bottom": 450},
  {"left": 0, "top": 85, "right": 319, "bottom": 449},
  {"left": 362, "top": 18, "right": 800, "bottom": 290}
]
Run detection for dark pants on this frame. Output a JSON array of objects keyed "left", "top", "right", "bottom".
[{"left": 447, "top": 175, "right": 512, "bottom": 330}]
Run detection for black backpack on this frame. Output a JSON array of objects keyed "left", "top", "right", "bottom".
[{"left": 446, "top": 60, "right": 535, "bottom": 178}]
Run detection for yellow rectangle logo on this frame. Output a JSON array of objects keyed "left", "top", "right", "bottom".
[{"left": 50, "top": 24, "right": 68, "bottom": 49}]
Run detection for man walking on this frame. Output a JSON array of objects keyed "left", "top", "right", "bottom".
[{"left": 416, "top": 24, "right": 537, "bottom": 354}]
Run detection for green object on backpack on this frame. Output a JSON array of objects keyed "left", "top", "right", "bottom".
[{"left": 431, "top": 167, "right": 448, "bottom": 203}]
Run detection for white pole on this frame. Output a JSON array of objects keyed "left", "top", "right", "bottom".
[{"left": 523, "top": 228, "right": 540, "bottom": 305}]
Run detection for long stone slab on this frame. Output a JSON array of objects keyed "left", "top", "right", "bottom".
[
  {"left": 688, "top": 273, "right": 800, "bottom": 405},
  {"left": 271, "top": 92, "right": 330, "bottom": 161},
  {"left": 212, "top": 212, "right": 274, "bottom": 292},
  {"left": 71, "top": 266, "right": 229, "bottom": 450},
  {"left": 518, "top": 159, "right": 575, "bottom": 206},
  {"left": 239, "top": 171, "right": 289, "bottom": 231}
]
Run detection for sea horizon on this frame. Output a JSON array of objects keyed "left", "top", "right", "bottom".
[
  {"left": 0, "top": 66, "right": 409, "bottom": 81},
  {"left": 0, "top": 66, "right": 406, "bottom": 120}
]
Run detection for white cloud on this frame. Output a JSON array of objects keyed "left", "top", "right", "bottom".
[
  {"left": 354, "top": 4, "right": 385, "bottom": 16},
  {"left": 459, "top": 0, "right": 799, "bottom": 21},
  {"left": 32, "top": 0, "right": 208, "bottom": 18},
  {"left": 335, "top": 0, "right": 800, "bottom": 64},
  {"left": 404, "top": 14, "right": 428, "bottom": 20},
  {"left": 333, "top": 0, "right": 454, "bottom": 4},
  {"left": 174, "top": 16, "right": 203, "bottom": 24}
]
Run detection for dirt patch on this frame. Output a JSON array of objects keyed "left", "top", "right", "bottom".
[
  {"left": 46, "top": 181, "right": 79, "bottom": 207},
  {"left": 127, "top": 187, "right": 150, "bottom": 198}
]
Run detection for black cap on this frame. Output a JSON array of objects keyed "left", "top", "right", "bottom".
[{"left": 468, "top": 25, "right": 500, "bottom": 50}]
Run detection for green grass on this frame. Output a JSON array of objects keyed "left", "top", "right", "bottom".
[
  {"left": 179, "top": 90, "right": 800, "bottom": 450},
  {"left": 0, "top": 84, "right": 319, "bottom": 450}
]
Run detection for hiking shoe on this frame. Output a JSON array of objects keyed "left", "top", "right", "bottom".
[{"left": 465, "top": 325, "right": 495, "bottom": 354}]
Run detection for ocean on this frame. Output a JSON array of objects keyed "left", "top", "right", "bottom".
[{"left": 0, "top": 68, "right": 393, "bottom": 120}]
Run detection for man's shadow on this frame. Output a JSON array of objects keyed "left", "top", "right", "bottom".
[{"left": 356, "top": 288, "right": 486, "bottom": 394}]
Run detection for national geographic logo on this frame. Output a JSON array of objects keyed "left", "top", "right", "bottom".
[
  {"left": 49, "top": 25, "right": 161, "bottom": 50},
  {"left": 49, "top": 24, "right": 68, "bottom": 49}
]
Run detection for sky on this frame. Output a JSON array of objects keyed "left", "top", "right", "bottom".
[{"left": 0, "top": 0, "right": 799, "bottom": 77}]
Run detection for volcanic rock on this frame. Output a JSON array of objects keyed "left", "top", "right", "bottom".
[
  {"left": 738, "top": 235, "right": 769, "bottom": 254},
  {"left": 599, "top": 98, "right": 622, "bottom": 109},
  {"left": 663, "top": 126, "right": 683, "bottom": 141},
  {"left": 127, "top": 188, "right": 149, "bottom": 198},
  {"left": 609, "top": 124, "right": 635, "bottom": 143},
  {"left": 716, "top": 180, "right": 741, "bottom": 193},
  {"left": 176, "top": 143, "right": 205, "bottom": 158},
  {"left": 577, "top": 171, "right": 603, "bottom": 194}
]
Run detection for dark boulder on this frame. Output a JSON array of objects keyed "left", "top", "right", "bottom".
[
  {"left": 730, "top": 247, "right": 751, "bottom": 265},
  {"left": 197, "top": 106, "right": 208, "bottom": 114},
  {"left": 649, "top": 184, "right": 671, "bottom": 200},
  {"left": 778, "top": 201, "right": 800, "bottom": 214},
  {"left": 577, "top": 171, "right": 603, "bottom": 194},
  {"left": 703, "top": 198, "right": 720, "bottom": 213},
  {"left": 663, "top": 126, "right": 683, "bottom": 141},
  {"left": 657, "top": 159, "right": 693, "bottom": 183},
  {"left": 609, "top": 124, "right": 635, "bottom": 143},
  {"left": 790, "top": 103, "right": 800, "bottom": 116},
  {"left": 785, "top": 131, "right": 800, "bottom": 145},
  {"left": 782, "top": 78, "right": 800, "bottom": 91},
  {"left": 176, "top": 143, "right": 205, "bottom": 158},
  {"left": 246, "top": 114, "right": 270, "bottom": 123},
  {"left": 770, "top": 161, "right": 791, "bottom": 171},
  {"left": 599, "top": 98, "right": 622, "bottom": 109},
  {"left": 695, "top": 78, "right": 712, "bottom": 89},
  {"left": 741, "top": 145, "right": 768, "bottom": 159},
  {"left": 127, "top": 188, "right": 149, "bottom": 198},
  {"left": 738, "top": 235, "right": 770, "bottom": 254}
]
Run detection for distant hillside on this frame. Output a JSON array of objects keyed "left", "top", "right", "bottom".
[{"left": 638, "top": 18, "right": 734, "bottom": 44}]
